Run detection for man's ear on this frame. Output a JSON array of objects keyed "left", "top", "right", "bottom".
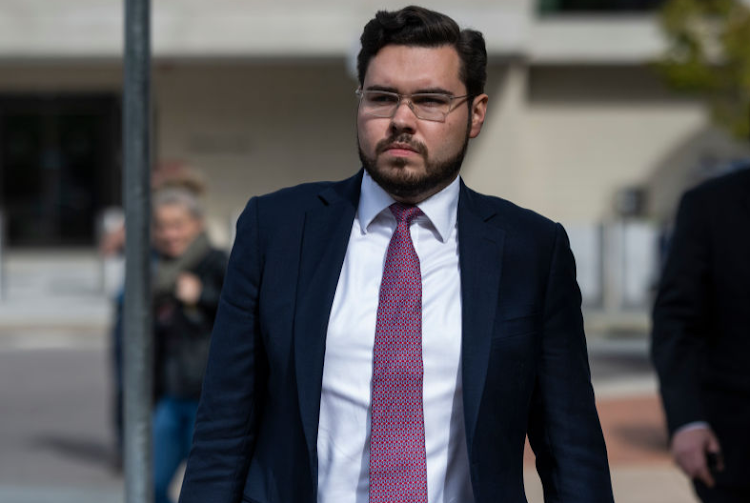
[{"left": 468, "top": 94, "right": 489, "bottom": 139}]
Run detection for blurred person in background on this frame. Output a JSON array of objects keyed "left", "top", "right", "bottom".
[
  {"left": 99, "top": 163, "right": 211, "bottom": 470},
  {"left": 179, "top": 5, "right": 612, "bottom": 503},
  {"left": 652, "top": 165, "right": 750, "bottom": 503},
  {"left": 151, "top": 187, "right": 227, "bottom": 503}
]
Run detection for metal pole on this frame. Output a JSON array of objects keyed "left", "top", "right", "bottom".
[
  {"left": 123, "top": 0, "right": 152, "bottom": 502},
  {"left": 0, "top": 211, "right": 5, "bottom": 303}
]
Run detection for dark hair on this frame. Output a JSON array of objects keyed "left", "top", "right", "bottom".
[{"left": 357, "top": 5, "right": 487, "bottom": 98}]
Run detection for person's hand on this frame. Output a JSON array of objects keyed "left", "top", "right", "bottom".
[
  {"left": 175, "top": 273, "right": 203, "bottom": 306},
  {"left": 671, "top": 426, "right": 724, "bottom": 487}
]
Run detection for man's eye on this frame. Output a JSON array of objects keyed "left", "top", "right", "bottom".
[
  {"left": 368, "top": 93, "right": 398, "bottom": 104},
  {"left": 413, "top": 95, "right": 449, "bottom": 107}
]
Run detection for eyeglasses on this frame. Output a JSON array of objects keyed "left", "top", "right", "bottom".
[{"left": 356, "top": 89, "right": 469, "bottom": 123}]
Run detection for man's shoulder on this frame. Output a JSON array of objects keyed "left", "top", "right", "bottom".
[
  {"left": 686, "top": 164, "right": 750, "bottom": 202},
  {"left": 241, "top": 172, "right": 362, "bottom": 218},
  {"left": 461, "top": 184, "right": 558, "bottom": 236},
  {"left": 255, "top": 179, "right": 340, "bottom": 208}
]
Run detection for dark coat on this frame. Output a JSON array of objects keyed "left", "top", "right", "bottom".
[
  {"left": 652, "top": 167, "right": 750, "bottom": 488},
  {"left": 179, "top": 171, "right": 613, "bottom": 503},
  {"left": 154, "top": 247, "right": 227, "bottom": 401}
]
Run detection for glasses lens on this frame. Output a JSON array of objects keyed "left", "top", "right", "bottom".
[
  {"left": 410, "top": 94, "right": 451, "bottom": 121},
  {"left": 360, "top": 91, "right": 400, "bottom": 117},
  {"left": 358, "top": 91, "right": 453, "bottom": 122}
]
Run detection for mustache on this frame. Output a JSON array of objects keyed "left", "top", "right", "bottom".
[{"left": 375, "top": 134, "right": 427, "bottom": 156}]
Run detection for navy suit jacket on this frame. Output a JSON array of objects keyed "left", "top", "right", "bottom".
[{"left": 179, "top": 171, "right": 613, "bottom": 503}]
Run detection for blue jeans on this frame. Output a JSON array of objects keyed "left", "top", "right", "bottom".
[{"left": 153, "top": 395, "right": 199, "bottom": 503}]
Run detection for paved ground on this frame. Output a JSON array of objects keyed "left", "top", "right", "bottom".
[
  {"left": 0, "top": 250, "right": 113, "bottom": 328},
  {"left": 524, "top": 394, "right": 697, "bottom": 502},
  {"left": 0, "top": 336, "right": 123, "bottom": 503},
  {"left": 520, "top": 338, "right": 699, "bottom": 502}
]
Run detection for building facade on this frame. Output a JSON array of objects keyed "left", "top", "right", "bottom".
[{"left": 1, "top": 2, "right": 747, "bottom": 283}]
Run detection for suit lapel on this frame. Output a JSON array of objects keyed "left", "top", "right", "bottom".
[
  {"left": 457, "top": 182, "right": 505, "bottom": 457},
  {"left": 293, "top": 171, "right": 362, "bottom": 484}
]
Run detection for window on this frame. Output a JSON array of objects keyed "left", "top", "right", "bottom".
[{"left": 539, "top": 0, "right": 666, "bottom": 14}]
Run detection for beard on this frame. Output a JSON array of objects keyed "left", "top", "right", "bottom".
[{"left": 358, "top": 125, "right": 470, "bottom": 201}]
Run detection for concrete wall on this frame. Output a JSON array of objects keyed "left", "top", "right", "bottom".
[
  {"left": 2, "top": 60, "right": 747, "bottom": 248},
  {"left": 0, "top": 62, "right": 121, "bottom": 92},
  {"left": 523, "top": 65, "right": 705, "bottom": 223},
  {"left": 0, "top": 0, "right": 530, "bottom": 59},
  {"left": 154, "top": 61, "right": 360, "bottom": 245},
  {"left": 0, "top": 1, "right": 668, "bottom": 64},
  {"left": 521, "top": 65, "right": 749, "bottom": 223},
  {"left": 0, "top": 61, "right": 359, "bottom": 246}
]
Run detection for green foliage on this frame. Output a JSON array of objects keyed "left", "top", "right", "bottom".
[{"left": 655, "top": 0, "right": 750, "bottom": 140}]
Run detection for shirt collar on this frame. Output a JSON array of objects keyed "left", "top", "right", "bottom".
[{"left": 358, "top": 170, "right": 460, "bottom": 243}]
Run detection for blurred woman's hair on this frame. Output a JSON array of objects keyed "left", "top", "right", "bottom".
[
  {"left": 152, "top": 160, "right": 207, "bottom": 196},
  {"left": 152, "top": 187, "right": 205, "bottom": 220}
]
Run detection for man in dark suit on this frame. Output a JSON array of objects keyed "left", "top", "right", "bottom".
[
  {"left": 652, "top": 166, "right": 750, "bottom": 503},
  {"left": 179, "top": 6, "right": 613, "bottom": 503}
]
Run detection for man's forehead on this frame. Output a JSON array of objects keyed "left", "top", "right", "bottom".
[{"left": 363, "top": 44, "right": 463, "bottom": 91}]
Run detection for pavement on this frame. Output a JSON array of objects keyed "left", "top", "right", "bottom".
[
  {"left": 0, "top": 249, "right": 114, "bottom": 330},
  {"left": 0, "top": 250, "right": 700, "bottom": 503}
]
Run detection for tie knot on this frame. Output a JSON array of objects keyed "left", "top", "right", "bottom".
[{"left": 389, "top": 203, "right": 422, "bottom": 225}]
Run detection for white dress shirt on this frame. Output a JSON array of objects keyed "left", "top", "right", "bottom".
[{"left": 317, "top": 172, "right": 474, "bottom": 503}]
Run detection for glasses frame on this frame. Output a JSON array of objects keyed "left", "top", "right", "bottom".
[{"left": 355, "top": 89, "right": 470, "bottom": 123}]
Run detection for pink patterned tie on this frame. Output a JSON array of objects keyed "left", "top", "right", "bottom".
[{"left": 369, "top": 203, "right": 428, "bottom": 503}]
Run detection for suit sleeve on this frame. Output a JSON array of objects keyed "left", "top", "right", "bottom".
[
  {"left": 651, "top": 190, "right": 710, "bottom": 435},
  {"left": 179, "top": 198, "right": 266, "bottom": 503},
  {"left": 527, "top": 223, "right": 614, "bottom": 503}
]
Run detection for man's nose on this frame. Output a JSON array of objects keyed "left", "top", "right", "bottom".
[{"left": 389, "top": 98, "right": 417, "bottom": 133}]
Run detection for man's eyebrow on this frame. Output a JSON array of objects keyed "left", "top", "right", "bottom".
[
  {"left": 364, "top": 85, "right": 456, "bottom": 95},
  {"left": 413, "top": 87, "right": 453, "bottom": 95},
  {"left": 365, "top": 85, "right": 399, "bottom": 93}
]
